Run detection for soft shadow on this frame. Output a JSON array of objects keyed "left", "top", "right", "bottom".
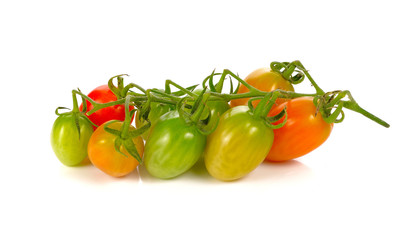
[
  {"left": 59, "top": 160, "right": 141, "bottom": 184},
  {"left": 244, "top": 160, "right": 313, "bottom": 183}
]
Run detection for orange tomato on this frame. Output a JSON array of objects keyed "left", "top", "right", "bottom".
[
  {"left": 88, "top": 121, "right": 144, "bottom": 177},
  {"left": 265, "top": 97, "right": 333, "bottom": 162},
  {"left": 230, "top": 67, "right": 294, "bottom": 108}
]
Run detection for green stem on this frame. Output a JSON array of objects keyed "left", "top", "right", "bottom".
[
  {"left": 120, "top": 95, "right": 133, "bottom": 139},
  {"left": 341, "top": 101, "right": 390, "bottom": 128},
  {"left": 293, "top": 60, "right": 325, "bottom": 95},
  {"left": 165, "top": 80, "right": 198, "bottom": 97},
  {"left": 71, "top": 90, "right": 79, "bottom": 112},
  {"left": 190, "top": 93, "right": 210, "bottom": 123}
]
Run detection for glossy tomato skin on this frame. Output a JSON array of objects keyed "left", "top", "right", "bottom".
[
  {"left": 87, "top": 121, "right": 144, "bottom": 177},
  {"left": 143, "top": 111, "right": 206, "bottom": 179},
  {"left": 204, "top": 106, "right": 274, "bottom": 181},
  {"left": 79, "top": 85, "right": 134, "bottom": 129},
  {"left": 135, "top": 102, "right": 171, "bottom": 140},
  {"left": 265, "top": 97, "right": 333, "bottom": 162},
  {"left": 230, "top": 68, "right": 294, "bottom": 108},
  {"left": 50, "top": 113, "right": 93, "bottom": 166}
]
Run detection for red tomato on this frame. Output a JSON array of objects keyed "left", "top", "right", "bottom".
[
  {"left": 79, "top": 85, "right": 133, "bottom": 129},
  {"left": 230, "top": 68, "right": 294, "bottom": 108},
  {"left": 265, "top": 97, "right": 333, "bottom": 162}
]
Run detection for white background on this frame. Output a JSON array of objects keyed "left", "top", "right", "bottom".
[{"left": 1, "top": 0, "right": 402, "bottom": 239}]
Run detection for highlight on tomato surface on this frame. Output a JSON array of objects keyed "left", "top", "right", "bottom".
[{"left": 51, "top": 60, "right": 390, "bottom": 182}]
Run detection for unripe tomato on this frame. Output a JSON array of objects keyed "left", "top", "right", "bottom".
[
  {"left": 265, "top": 97, "right": 333, "bottom": 162},
  {"left": 51, "top": 113, "right": 94, "bottom": 166},
  {"left": 87, "top": 121, "right": 144, "bottom": 177},
  {"left": 204, "top": 106, "right": 274, "bottom": 181},
  {"left": 230, "top": 68, "right": 294, "bottom": 108},
  {"left": 80, "top": 85, "right": 134, "bottom": 129},
  {"left": 143, "top": 111, "right": 206, "bottom": 179}
]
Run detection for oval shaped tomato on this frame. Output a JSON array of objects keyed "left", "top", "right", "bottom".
[
  {"left": 204, "top": 106, "right": 274, "bottom": 181},
  {"left": 143, "top": 111, "right": 206, "bottom": 179},
  {"left": 87, "top": 121, "right": 144, "bottom": 177},
  {"left": 135, "top": 102, "right": 171, "bottom": 140},
  {"left": 265, "top": 97, "right": 333, "bottom": 162},
  {"left": 51, "top": 113, "right": 94, "bottom": 166},
  {"left": 230, "top": 68, "right": 294, "bottom": 108},
  {"left": 80, "top": 85, "right": 134, "bottom": 129}
]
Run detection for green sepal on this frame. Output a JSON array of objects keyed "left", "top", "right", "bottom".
[
  {"left": 264, "top": 107, "right": 288, "bottom": 129},
  {"left": 55, "top": 107, "right": 71, "bottom": 116},
  {"left": 170, "top": 84, "right": 199, "bottom": 96},
  {"left": 191, "top": 87, "right": 207, "bottom": 114},
  {"left": 123, "top": 138, "right": 142, "bottom": 164},
  {"left": 108, "top": 74, "right": 129, "bottom": 99},
  {"left": 102, "top": 120, "right": 123, "bottom": 136}
]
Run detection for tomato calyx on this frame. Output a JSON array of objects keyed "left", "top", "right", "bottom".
[
  {"left": 270, "top": 61, "right": 305, "bottom": 85},
  {"left": 202, "top": 69, "right": 240, "bottom": 94},
  {"left": 102, "top": 95, "right": 151, "bottom": 164},
  {"left": 250, "top": 91, "right": 288, "bottom": 130},
  {"left": 176, "top": 88, "right": 220, "bottom": 135}
]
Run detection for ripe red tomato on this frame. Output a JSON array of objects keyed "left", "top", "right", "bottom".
[
  {"left": 230, "top": 67, "right": 294, "bottom": 108},
  {"left": 265, "top": 97, "right": 333, "bottom": 162},
  {"left": 87, "top": 121, "right": 144, "bottom": 177},
  {"left": 79, "top": 85, "right": 133, "bottom": 129}
]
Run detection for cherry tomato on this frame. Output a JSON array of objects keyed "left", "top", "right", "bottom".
[
  {"left": 143, "top": 111, "right": 206, "bottom": 179},
  {"left": 204, "top": 106, "right": 274, "bottom": 181},
  {"left": 135, "top": 102, "right": 171, "bottom": 140},
  {"left": 230, "top": 68, "right": 294, "bottom": 108},
  {"left": 87, "top": 121, "right": 144, "bottom": 177},
  {"left": 265, "top": 97, "right": 333, "bottom": 162},
  {"left": 79, "top": 85, "right": 134, "bottom": 129},
  {"left": 51, "top": 113, "right": 93, "bottom": 166}
]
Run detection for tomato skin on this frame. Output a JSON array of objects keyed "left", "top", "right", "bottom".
[
  {"left": 135, "top": 102, "right": 171, "bottom": 140},
  {"left": 230, "top": 68, "right": 294, "bottom": 108},
  {"left": 87, "top": 121, "right": 144, "bottom": 177},
  {"left": 50, "top": 114, "right": 93, "bottom": 166},
  {"left": 265, "top": 97, "right": 333, "bottom": 162},
  {"left": 204, "top": 106, "right": 274, "bottom": 181},
  {"left": 79, "top": 85, "right": 134, "bottom": 129},
  {"left": 143, "top": 111, "right": 206, "bottom": 179}
]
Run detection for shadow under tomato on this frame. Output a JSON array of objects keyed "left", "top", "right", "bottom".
[
  {"left": 59, "top": 160, "right": 141, "bottom": 184},
  {"left": 243, "top": 159, "right": 313, "bottom": 183}
]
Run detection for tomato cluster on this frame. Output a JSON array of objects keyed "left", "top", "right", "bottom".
[{"left": 51, "top": 61, "right": 389, "bottom": 181}]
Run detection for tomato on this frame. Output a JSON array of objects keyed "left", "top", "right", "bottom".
[
  {"left": 135, "top": 102, "right": 171, "bottom": 140},
  {"left": 143, "top": 111, "right": 206, "bottom": 179},
  {"left": 204, "top": 106, "right": 274, "bottom": 181},
  {"left": 79, "top": 85, "right": 134, "bottom": 129},
  {"left": 50, "top": 113, "right": 93, "bottom": 166},
  {"left": 87, "top": 121, "right": 144, "bottom": 177},
  {"left": 230, "top": 67, "right": 294, "bottom": 108},
  {"left": 265, "top": 97, "right": 333, "bottom": 162}
]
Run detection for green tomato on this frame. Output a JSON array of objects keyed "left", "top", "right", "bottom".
[
  {"left": 204, "top": 106, "right": 274, "bottom": 181},
  {"left": 143, "top": 110, "right": 206, "bottom": 179},
  {"left": 50, "top": 113, "right": 94, "bottom": 166},
  {"left": 135, "top": 102, "right": 171, "bottom": 140}
]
